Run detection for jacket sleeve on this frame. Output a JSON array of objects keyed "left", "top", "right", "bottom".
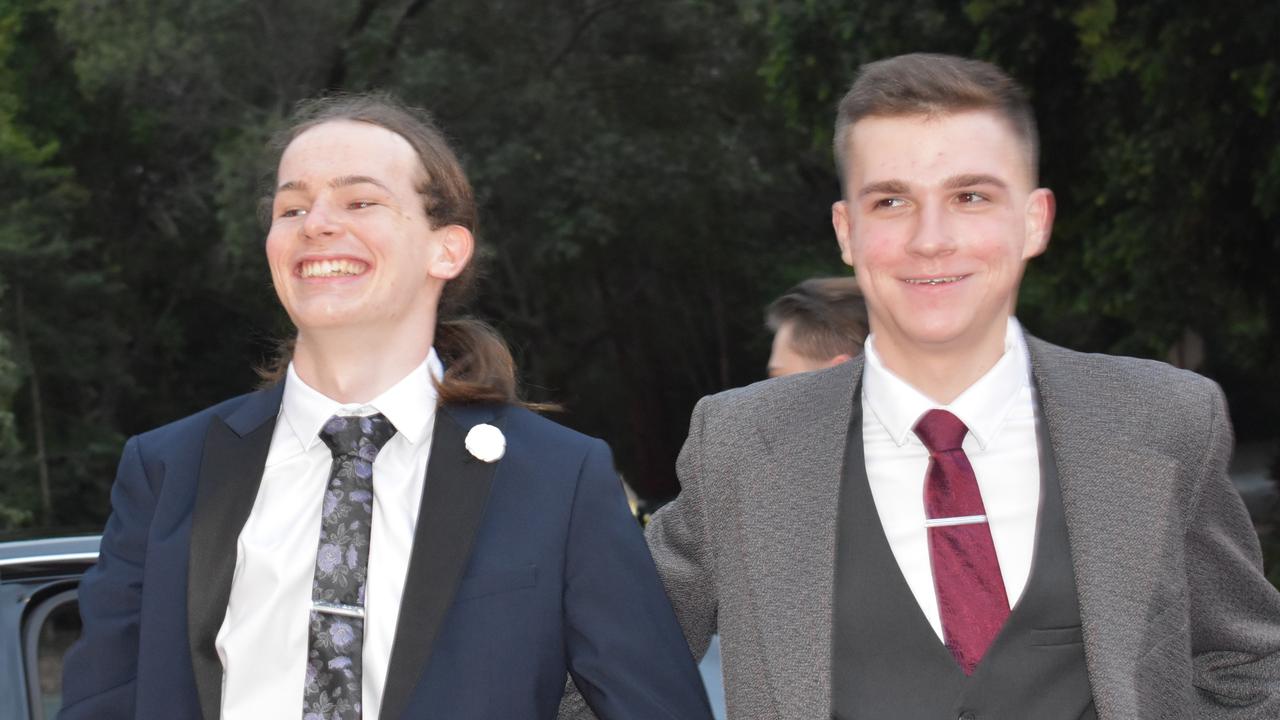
[
  {"left": 560, "top": 437, "right": 713, "bottom": 720},
  {"left": 59, "top": 436, "right": 156, "bottom": 720},
  {"left": 1187, "top": 385, "right": 1280, "bottom": 715},
  {"left": 642, "top": 396, "right": 720, "bottom": 661},
  {"left": 559, "top": 398, "right": 720, "bottom": 720}
]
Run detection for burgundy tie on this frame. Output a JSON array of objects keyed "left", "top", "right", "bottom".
[{"left": 914, "top": 409, "right": 1009, "bottom": 675}]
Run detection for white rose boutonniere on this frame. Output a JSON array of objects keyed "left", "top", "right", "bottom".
[{"left": 465, "top": 423, "right": 506, "bottom": 463}]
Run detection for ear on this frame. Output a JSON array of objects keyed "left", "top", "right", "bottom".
[
  {"left": 832, "top": 200, "right": 855, "bottom": 266},
  {"left": 427, "top": 224, "right": 475, "bottom": 280},
  {"left": 1023, "top": 188, "right": 1055, "bottom": 260},
  {"left": 824, "top": 353, "right": 854, "bottom": 368}
]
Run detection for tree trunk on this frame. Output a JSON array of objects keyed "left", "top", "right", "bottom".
[{"left": 13, "top": 285, "right": 52, "bottom": 525}]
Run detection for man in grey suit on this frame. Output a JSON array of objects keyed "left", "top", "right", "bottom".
[{"left": 561, "top": 53, "right": 1280, "bottom": 719}]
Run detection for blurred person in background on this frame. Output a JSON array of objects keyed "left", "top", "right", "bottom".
[{"left": 765, "top": 276, "right": 869, "bottom": 378}]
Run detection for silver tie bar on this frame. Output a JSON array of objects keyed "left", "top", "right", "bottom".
[
  {"left": 312, "top": 600, "right": 365, "bottom": 619},
  {"left": 924, "top": 514, "right": 988, "bottom": 528}
]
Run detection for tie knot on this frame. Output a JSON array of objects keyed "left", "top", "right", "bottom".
[
  {"left": 913, "top": 409, "right": 968, "bottom": 453},
  {"left": 319, "top": 413, "right": 397, "bottom": 460}
]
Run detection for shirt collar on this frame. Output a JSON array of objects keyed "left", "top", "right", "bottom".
[
  {"left": 861, "top": 318, "right": 1032, "bottom": 450},
  {"left": 281, "top": 349, "right": 443, "bottom": 452}
]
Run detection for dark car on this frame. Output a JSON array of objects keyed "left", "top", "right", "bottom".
[{"left": 0, "top": 535, "right": 99, "bottom": 720}]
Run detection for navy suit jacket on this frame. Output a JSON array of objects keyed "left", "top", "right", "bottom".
[{"left": 60, "top": 383, "right": 711, "bottom": 719}]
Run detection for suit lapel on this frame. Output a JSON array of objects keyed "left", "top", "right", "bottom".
[
  {"left": 187, "top": 384, "right": 284, "bottom": 720},
  {"left": 1027, "top": 337, "right": 1169, "bottom": 718},
  {"left": 742, "top": 360, "right": 859, "bottom": 716},
  {"left": 380, "top": 404, "right": 502, "bottom": 720}
]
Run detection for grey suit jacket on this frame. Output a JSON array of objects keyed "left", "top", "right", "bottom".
[{"left": 560, "top": 335, "right": 1280, "bottom": 720}]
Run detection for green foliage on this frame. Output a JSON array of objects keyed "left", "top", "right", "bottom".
[
  {"left": 0, "top": 499, "right": 33, "bottom": 530},
  {"left": 0, "top": 331, "right": 19, "bottom": 455},
  {"left": 0, "top": 0, "right": 1277, "bottom": 527},
  {"left": 746, "top": 0, "right": 1280, "bottom": 433},
  {"left": 366, "top": 1, "right": 820, "bottom": 492},
  {"left": 0, "top": 1, "right": 90, "bottom": 528}
]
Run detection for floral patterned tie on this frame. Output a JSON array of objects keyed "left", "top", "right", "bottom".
[{"left": 303, "top": 413, "right": 397, "bottom": 720}]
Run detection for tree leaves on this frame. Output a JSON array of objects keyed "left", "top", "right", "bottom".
[{"left": 2, "top": 0, "right": 1278, "bottom": 527}]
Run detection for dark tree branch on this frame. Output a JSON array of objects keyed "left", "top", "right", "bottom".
[
  {"left": 326, "top": 0, "right": 384, "bottom": 90},
  {"left": 382, "top": 0, "right": 434, "bottom": 66},
  {"left": 542, "top": 0, "right": 647, "bottom": 77}
]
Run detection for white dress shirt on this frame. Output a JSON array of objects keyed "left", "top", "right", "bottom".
[
  {"left": 860, "top": 319, "right": 1041, "bottom": 641},
  {"left": 216, "top": 351, "right": 442, "bottom": 719}
]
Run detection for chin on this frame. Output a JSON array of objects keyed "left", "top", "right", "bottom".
[
  {"left": 900, "top": 322, "right": 977, "bottom": 350},
  {"left": 291, "top": 306, "right": 370, "bottom": 332}
]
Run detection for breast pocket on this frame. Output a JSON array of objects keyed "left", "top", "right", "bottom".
[{"left": 453, "top": 565, "right": 538, "bottom": 602}]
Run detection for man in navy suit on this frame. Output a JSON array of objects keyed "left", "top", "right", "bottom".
[{"left": 60, "top": 93, "right": 712, "bottom": 720}]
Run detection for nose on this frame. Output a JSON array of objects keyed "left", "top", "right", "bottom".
[
  {"left": 904, "top": 200, "right": 956, "bottom": 258},
  {"left": 301, "top": 196, "right": 342, "bottom": 240}
]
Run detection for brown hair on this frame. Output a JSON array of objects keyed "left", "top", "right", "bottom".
[
  {"left": 765, "top": 277, "right": 869, "bottom": 361},
  {"left": 833, "top": 53, "right": 1039, "bottom": 189},
  {"left": 257, "top": 92, "right": 521, "bottom": 406}
]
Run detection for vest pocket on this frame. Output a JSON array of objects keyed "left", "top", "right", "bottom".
[{"left": 1029, "top": 625, "right": 1084, "bottom": 646}]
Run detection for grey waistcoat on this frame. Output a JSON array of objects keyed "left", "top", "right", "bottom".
[{"left": 831, "top": 407, "right": 1097, "bottom": 720}]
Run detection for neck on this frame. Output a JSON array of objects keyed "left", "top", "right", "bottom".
[
  {"left": 292, "top": 326, "right": 434, "bottom": 404},
  {"left": 873, "top": 324, "right": 1009, "bottom": 405}
]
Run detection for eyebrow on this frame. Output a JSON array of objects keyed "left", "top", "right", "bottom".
[
  {"left": 275, "top": 175, "right": 393, "bottom": 194},
  {"left": 942, "top": 173, "right": 1007, "bottom": 190},
  {"left": 857, "top": 174, "right": 1008, "bottom": 198},
  {"left": 858, "top": 180, "right": 911, "bottom": 198}
]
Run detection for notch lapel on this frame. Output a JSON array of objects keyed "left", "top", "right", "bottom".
[
  {"left": 380, "top": 405, "right": 503, "bottom": 720},
  {"left": 187, "top": 384, "right": 284, "bottom": 720},
  {"left": 1027, "top": 337, "right": 1170, "bottom": 718},
  {"left": 741, "top": 360, "right": 859, "bottom": 716}
]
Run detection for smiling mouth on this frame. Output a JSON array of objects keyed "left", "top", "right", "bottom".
[
  {"left": 904, "top": 275, "right": 967, "bottom": 286},
  {"left": 299, "top": 259, "right": 368, "bottom": 278}
]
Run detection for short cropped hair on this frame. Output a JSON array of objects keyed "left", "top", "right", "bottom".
[
  {"left": 833, "top": 53, "right": 1039, "bottom": 187},
  {"left": 765, "top": 277, "right": 869, "bottom": 361}
]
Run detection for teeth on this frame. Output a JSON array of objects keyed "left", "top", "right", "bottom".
[
  {"left": 300, "top": 259, "right": 367, "bottom": 278},
  {"left": 906, "top": 276, "right": 964, "bottom": 285}
]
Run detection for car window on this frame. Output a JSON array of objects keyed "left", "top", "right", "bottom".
[{"left": 23, "top": 589, "right": 80, "bottom": 720}]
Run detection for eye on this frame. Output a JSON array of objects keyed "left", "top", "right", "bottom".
[
  {"left": 279, "top": 207, "right": 308, "bottom": 218},
  {"left": 873, "top": 197, "right": 907, "bottom": 210},
  {"left": 955, "top": 191, "right": 988, "bottom": 204},
  {"left": 349, "top": 200, "right": 376, "bottom": 210}
]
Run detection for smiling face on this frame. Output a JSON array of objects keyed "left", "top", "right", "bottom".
[
  {"left": 266, "top": 120, "right": 471, "bottom": 343},
  {"left": 831, "top": 110, "right": 1054, "bottom": 373}
]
